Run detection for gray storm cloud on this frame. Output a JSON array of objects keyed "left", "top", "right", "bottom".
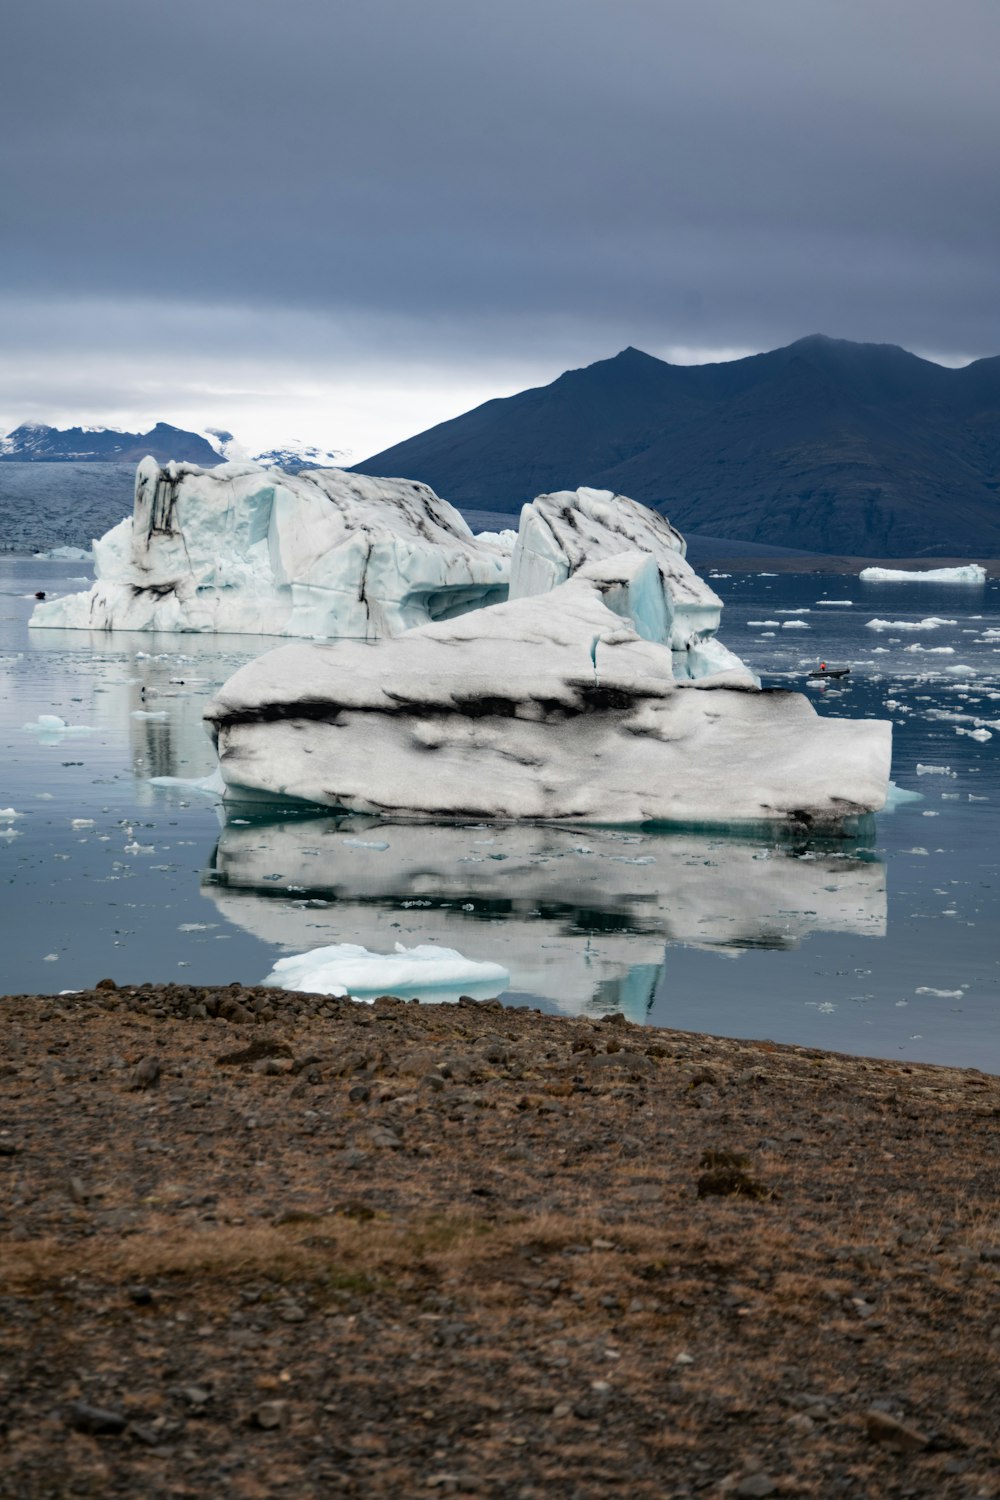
[{"left": 2, "top": 0, "right": 998, "bottom": 379}]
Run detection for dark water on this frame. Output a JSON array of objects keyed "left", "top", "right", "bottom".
[{"left": 2, "top": 556, "right": 998, "bottom": 1069}]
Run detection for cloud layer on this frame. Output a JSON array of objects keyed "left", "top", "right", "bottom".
[{"left": 2, "top": 0, "right": 997, "bottom": 452}]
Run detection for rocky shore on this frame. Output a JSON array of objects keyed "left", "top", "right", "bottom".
[{"left": 2, "top": 982, "right": 999, "bottom": 1498}]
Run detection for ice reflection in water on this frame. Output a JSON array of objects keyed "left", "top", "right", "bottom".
[{"left": 204, "top": 815, "right": 885, "bottom": 1019}]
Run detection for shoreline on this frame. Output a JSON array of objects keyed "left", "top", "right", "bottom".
[{"left": 3, "top": 982, "right": 1000, "bottom": 1496}]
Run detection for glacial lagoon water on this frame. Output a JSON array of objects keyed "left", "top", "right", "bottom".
[{"left": 2, "top": 555, "right": 999, "bottom": 1070}]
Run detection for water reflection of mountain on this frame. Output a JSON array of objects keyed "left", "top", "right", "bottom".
[{"left": 204, "top": 817, "right": 886, "bottom": 1020}]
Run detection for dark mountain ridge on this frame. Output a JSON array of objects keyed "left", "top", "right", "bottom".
[
  {"left": 354, "top": 336, "right": 1000, "bottom": 556},
  {"left": 0, "top": 422, "right": 222, "bottom": 466}
]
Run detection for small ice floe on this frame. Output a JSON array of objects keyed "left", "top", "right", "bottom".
[
  {"left": 817, "top": 599, "right": 853, "bottom": 606},
  {"left": 916, "top": 986, "right": 964, "bottom": 998},
  {"left": 916, "top": 763, "right": 956, "bottom": 776},
  {"left": 780, "top": 620, "right": 810, "bottom": 629},
  {"left": 22, "top": 714, "right": 97, "bottom": 742},
  {"left": 0, "top": 807, "right": 22, "bottom": 820},
  {"left": 43, "top": 953, "right": 59, "bottom": 962},
  {"left": 865, "top": 617, "right": 957, "bottom": 632},
  {"left": 342, "top": 838, "right": 390, "bottom": 851},
  {"left": 881, "top": 781, "right": 922, "bottom": 810},
  {"left": 956, "top": 727, "right": 992, "bottom": 742},
  {"left": 70, "top": 818, "right": 95, "bottom": 829},
  {"left": 123, "top": 840, "right": 154, "bottom": 854},
  {"left": 859, "top": 564, "right": 986, "bottom": 583},
  {"left": 149, "top": 767, "right": 226, "bottom": 797},
  {"left": 747, "top": 619, "right": 780, "bottom": 627},
  {"left": 904, "top": 644, "right": 954, "bottom": 654},
  {"left": 131, "top": 709, "right": 169, "bottom": 720},
  {"left": 33, "top": 544, "right": 93, "bottom": 561},
  {"left": 263, "top": 941, "right": 510, "bottom": 1001}
]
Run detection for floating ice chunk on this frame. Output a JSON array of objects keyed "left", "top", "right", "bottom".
[
  {"left": 748, "top": 620, "right": 780, "bottom": 627},
  {"left": 507, "top": 490, "right": 759, "bottom": 684},
  {"left": 30, "top": 459, "right": 510, "bottom": 639},
  {"left": 343, "top": 837, "right": 390, "bottom": 851},
  {"left": 904, "top": 644, "right": 954, "bottom": 654},
  {"left": 123, "top": 840, "right": 154, "bottom": 854},
  {"left": 33, "top": 544, "right": 93, "bottom": 561},
  {"left": 205, "top": 573, "right": 891, "bottom": 830},
  {"left": 43, "top": 953, "right": 58, "bottom": 962},
  {"left": 262, "top": 941, "right": 510, "bottom": 1000},
  {"left": 149, "top": 767, "right": 227, "bottom": 797},
  {"left": 70, "top": 818, "right": 95, "bottom": 829},
  {"left": 817, "top": 600, "right": 853, "bottom": 606},
  {"left": 881, "top": 782, "right": 923, "bottom": 810},
  {"left": 865, "top": 618, "right": 957, "bottom": 632},
  {"left": 916, "top": 764, "right": 956, "bottom": 776},
  {"left": 915, "top": 987, "right": 964, "bottom": 998},
  {"left": 131, "top": 709, "right": 170, "bottom": 720},
  {"left": 0, "top": 807, "right": 22, "bottom": 820},
  {"left": 475, "top": 528, "right": 518, "bottom": 551},
  {"left": 781, "top": 620, "right": 810, "bottom": 629},
  {"left": 957, "top": 727, "right": 992, "bottom": 741},
  {"left": 22, "top": 714, "right": 97, "bottom": 742},
  {"left": 860, "top": 564, "right": 986, "bottom": 583}
]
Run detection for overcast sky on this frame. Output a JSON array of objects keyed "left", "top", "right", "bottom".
[{"left": 2, "top": 0, "right": 998, "bottom": 458}]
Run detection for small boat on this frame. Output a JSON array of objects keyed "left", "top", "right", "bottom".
[{"left": 807, "top": 662, "right": 850, "bottom": 680}]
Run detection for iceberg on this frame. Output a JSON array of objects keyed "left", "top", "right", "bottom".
[
  {"left": 860, "top": 565, "right": 986, "bottom": 583},
  {"left": 29, "top": 459, "right": 510, "bottom": 638},
  {"left": 204, "top": 566, "right": 892, "bottom": 832},
  {"left": 263, "top": 941, "right": 510, "bottom": 1003},
  {"left": 509, "top": 487, "right": 751, "bottom": 682}
]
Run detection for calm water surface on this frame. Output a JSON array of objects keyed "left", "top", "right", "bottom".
[{"left": 2, "top": 557, "right": 998, "bottom": 1069}]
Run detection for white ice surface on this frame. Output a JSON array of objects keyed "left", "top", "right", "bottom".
[
  {"left": 860, "top": 565, "right": 986, "bottom": 583},
  {"left": 263, "top": 941, "right": 510, "bottom": 1001},
  {"left": 508, "top": 489, "right": 744, "bottom": 679},
  {"left": 866, "top": 617, "right": 957, "bottom": 632},
  {"left": 205, "top": 572, "right": 892, "bottom": 830},
  {"left": 33, "top": 545, "right": 93, "bottom": 561},
  {"left": 30, "top": 459, "right": 510, "bottom": 639}
]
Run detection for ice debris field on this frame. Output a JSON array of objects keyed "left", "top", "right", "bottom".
[{"left": 5, "top": 535, "right": 1000, "bottom": 1064}]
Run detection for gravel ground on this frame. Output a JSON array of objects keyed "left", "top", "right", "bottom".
[{"left": 2, "top": 981, "right": 1000, "bottom": 1499}]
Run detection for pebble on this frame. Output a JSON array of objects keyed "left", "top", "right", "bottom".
[
  {"left": 735, "top": 1475, "right": 777, "bottom": 1498},
  {"left": 64, "top": 1400, "right": 127, "bottom": 1435},
  {"left": 127, "top": 1057, "right": 161, "bottom": 1091},
  {"left": 864, "top": 1409, "right": 929, "bottom": 1451},
  {"left": 251, "top": 1400, "right": 288, "bottom": 1429}
]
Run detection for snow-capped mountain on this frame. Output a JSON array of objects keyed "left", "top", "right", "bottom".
[
  {"left": 250, "top": 442, "right": 345, "bottom": 470},
  {"left": 0, "top": 421, "right": 222, "bottom": 466},
  {"left": 0, "top": 422, "right": 343, "bottom": 472},
  {"left": 200, "top": 428, "right": 343, "bottom": 469}
]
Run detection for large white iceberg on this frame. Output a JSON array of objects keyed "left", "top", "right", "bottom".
[
  {"left": 860, "top": 564, "right": 986, "bottom": 583},
  {"left": 510, "top": 487, "right": 748, "bottom": 681},
  {"left": 29, "top": 458, "right": 510, "bottom": 638},
  {"left": 204, "top": 566, "right": 892, "bottom": 832}
]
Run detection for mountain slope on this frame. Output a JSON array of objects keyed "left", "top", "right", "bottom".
[
  {"left": 354, "top": 336, "right": 1000, "bottom": 555},
  {"left": 0, "top": 422, "right": 222, "bottom": 466}
]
